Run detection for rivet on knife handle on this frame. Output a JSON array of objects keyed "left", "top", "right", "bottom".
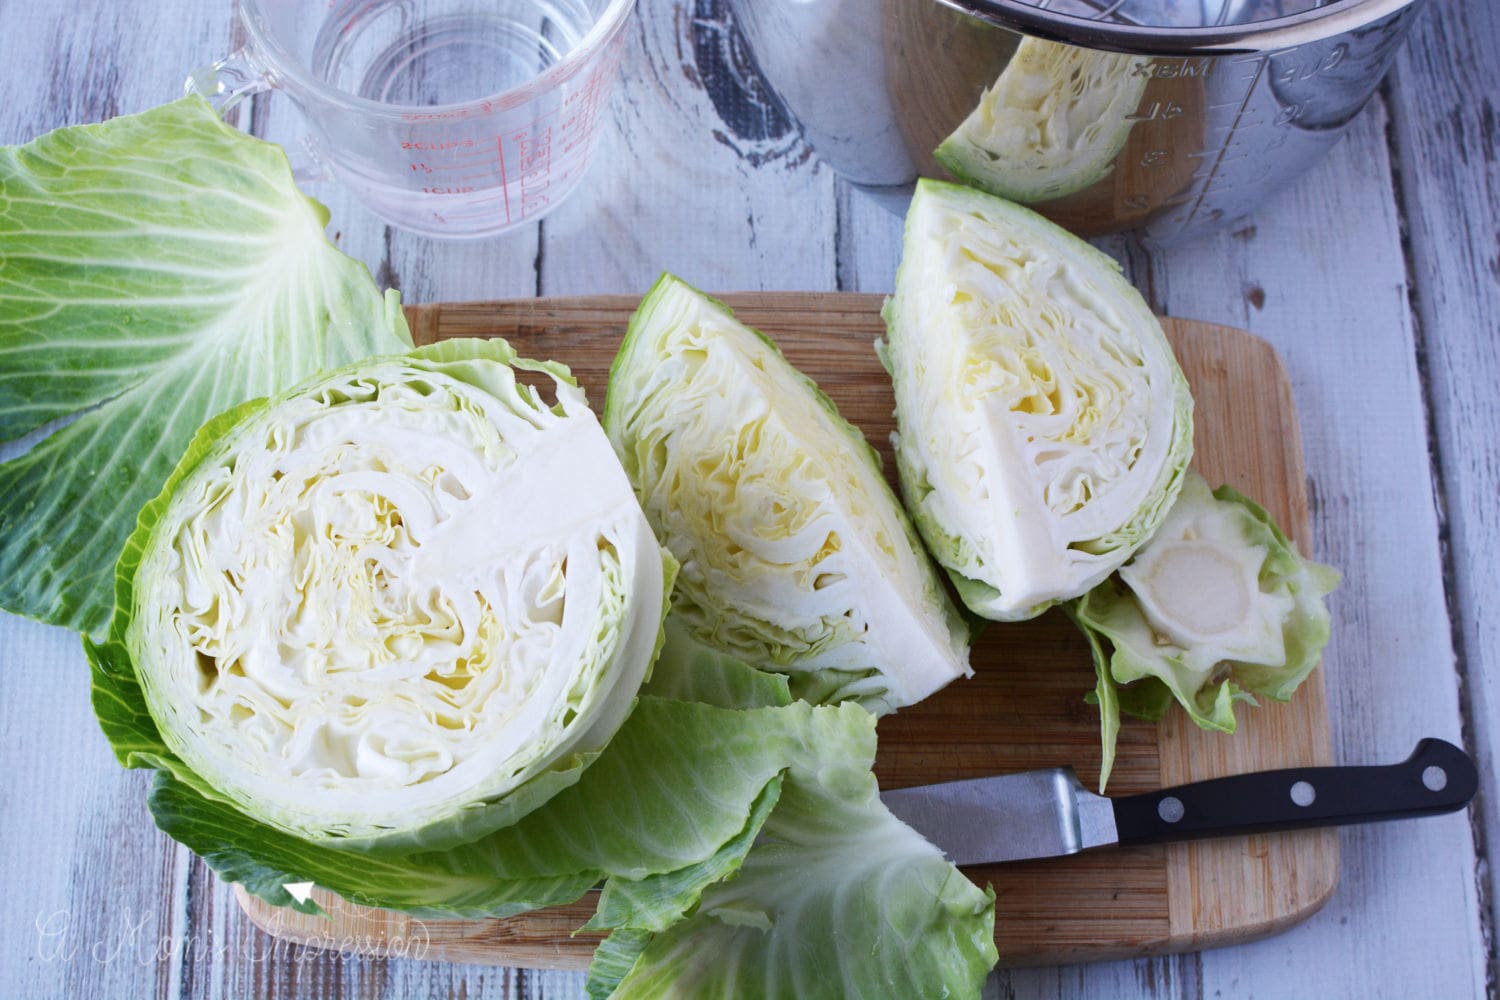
[{"left": 1110, "top": 738, "right": 1478, "bottom": 847}]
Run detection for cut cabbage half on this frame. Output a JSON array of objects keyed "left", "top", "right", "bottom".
[
  {"left": 880, "top": 180, "right": 1194, "bottom": 620},
  {"left": 936, "top": 39, "right": 1149, "bottom": 204},
  {"left": 119, "top": 339, "right": 670, "bottom": 848},
  {"left": 604, "top": 275, "right": 971, "bottom": 714}
]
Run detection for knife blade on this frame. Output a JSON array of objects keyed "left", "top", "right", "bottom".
[{"left": 879, "top": 738, "right": 1477, "bottom": 866}]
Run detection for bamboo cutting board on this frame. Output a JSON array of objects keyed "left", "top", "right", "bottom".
[{"left": 237, "top": 293, "right": 1338, "bottom": 969}]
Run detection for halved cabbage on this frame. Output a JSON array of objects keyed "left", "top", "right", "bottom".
[
  {"left": 1072, "top": 472, "right": 1341, "bottom": 788},
  {"left": 604, "top": 275, "right": 971, "bottom": 714},
  {"left": 104, "top": 339, "right": 670, "bottom": 848},
  {"left": 880, "top": 180, "right": 1194, "bottom": 620},
  {"left": 935, "top": 39, "right": 1149, "bottom": 203}
]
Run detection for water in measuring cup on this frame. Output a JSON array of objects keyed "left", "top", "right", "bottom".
[
  {"left": 311, "top": 0, "right": 597, "bottom": 106},
  {"left": 306, "top": 0, "right": 619, "bottom": 237}
]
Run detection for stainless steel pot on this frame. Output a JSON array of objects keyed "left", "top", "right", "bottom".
[{"left": 730, "top": 0, "right": 1423, "bottom": 243}]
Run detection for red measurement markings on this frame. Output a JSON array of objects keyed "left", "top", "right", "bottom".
[
  {"left": 513, "top": 127, "right": 552, "bottom": 219},
  {"left": 559, "top": 61, "right": 611, "bottom": 155},
  {"left": 496, "top": 135, "right": 511, "bottom": 223}
]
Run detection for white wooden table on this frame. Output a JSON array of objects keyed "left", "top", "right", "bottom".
[{"left": 1, "top": 2, "right": 1495, "bottom": 998}]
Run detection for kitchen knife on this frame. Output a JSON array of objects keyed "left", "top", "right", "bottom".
[{"left": 879, "top": 738, "right": 1477, "bottom": 866}]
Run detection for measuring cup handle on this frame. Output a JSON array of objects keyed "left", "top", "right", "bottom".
[
  {"left": 184, "top": 48, "right": 269, "bottom": 117},
  {"left": 184, "top": 49, "right": 327, "bottom": 184}
]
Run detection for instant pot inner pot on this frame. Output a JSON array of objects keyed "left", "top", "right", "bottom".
[
  {"left": 730, "top": 0, "right": 1419, "bottom": 243},
  {"left": 1019, "top": 0, "right": 1333, "bottom": 28}
]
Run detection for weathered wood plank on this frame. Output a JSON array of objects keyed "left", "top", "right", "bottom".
[
  {"left": 1384, "top": 5, "right": 1500, "bottom": 986},
  {"left": 1129, "top": 97, "right": 1488, "bottom": 1000},
  {"left": 833, "top": 178, "right": 906, "bottom": 293},
  {"left": 0, "top": 621, "right": 180, "bottom": 1000},
  {"left": 535, "top": 0, "right": 837, "bottom": 296},
  {"left": 0, "top": 4, "right": 238, "bottom": 1000}
]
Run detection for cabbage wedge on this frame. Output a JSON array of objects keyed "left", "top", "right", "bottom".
[
  {"left": 1072, "top": 472, "right": 1341, "bottom": 788},
  {"left": 880, "top": 180, "right": 1193, "bottom": 621},
  {"left": 936, "top": 39, "right": 1149, "bottom": 203},
  {"left": 604, "top": 275, "right": 971, "bottom": 714},
  {"left": 89, "top": 339, "right": 671, "bottom": 849}
]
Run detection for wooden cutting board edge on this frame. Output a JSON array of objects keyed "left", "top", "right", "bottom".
[
  {"left": 1154, "top": 319, "right": 1339, "bottom": 956},
  {"left": 233, "top": 294, "right": 1340, "bottom": 970}
]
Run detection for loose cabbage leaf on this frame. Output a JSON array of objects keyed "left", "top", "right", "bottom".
[
  {"left": 605, "top": 274, "right": 971, "bottom": 714},
  {"left": 0, "top": 95, "right": 411, "bottom": 637},
  {"left": 137, "top": 698, "right": 814, "bottom": 920},
  {"left": 880, "top": 180, "right": 1193, "bottom": 621},
  {"left": 592, "top": 688, "right": 998, "bottom": 1000},
  {"left": 1073, "top": 472, "right": 1340, "bottom": 787},
  {"left": 640, "top": 620, "right": 793, "bottom": 711},
  {"left": 587, "top": 929, "right": 655, "bottom": 1000}
]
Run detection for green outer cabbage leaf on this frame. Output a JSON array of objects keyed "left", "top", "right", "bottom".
[
  {"left": 591, "top": 670, "right": 999, "bottom": 1000},
  {"left": 0, "top": 95, "right": 412, "bottom": 637},
  {"left": 137, "top": 697, "right": 803, "bottom": 920},
  {"left": 604, "top": 273, "right": 971, "bottom": 714},
  {"left": 588, "top": 930, "right": 655, "bottom": 1000},
  {"left": 880, "top": 179, "right": 1193, "bottom": 621},
  {"left": 1072, "top": 472, "right": 1340, "bottom": 789},
  {"left": 589, "top": 630, "right": 997, "bottom": 1000},
  {"left": 639, "top": 619, "right": 794, "bottom": 711}
]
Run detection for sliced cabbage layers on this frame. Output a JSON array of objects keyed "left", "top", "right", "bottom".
[
  {"left": 98, "top": 339, "right": 669, "bottom": 848},
  {"left": 604, "top": 275, "right": 971, "bottom": 714},
  {"left": 881, "top": 180, "right": 1194, "bottom": 621},
  {"left": 936, "top": 39, "right": 1149, "bottom": 204}
]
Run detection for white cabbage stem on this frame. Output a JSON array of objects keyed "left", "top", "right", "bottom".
[{"left": 1118, "top": 474, "right": 1298, "bottom": 679}]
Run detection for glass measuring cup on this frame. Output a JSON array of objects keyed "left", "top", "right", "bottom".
[{"left": 189, "top": 0, "right": 635, "bottom": 238}]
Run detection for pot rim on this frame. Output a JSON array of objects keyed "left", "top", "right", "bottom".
[{"left": 938, "top": 0, "right": 1421, "bottom": 55}]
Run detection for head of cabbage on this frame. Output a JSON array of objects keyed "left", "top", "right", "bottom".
[{"left": 89, "top": 339, "right": 672, "bottom": 850}]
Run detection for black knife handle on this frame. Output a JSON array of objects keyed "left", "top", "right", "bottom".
[{"left": 1111, "top": 738, "right": 1477, "bottom": 847}]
